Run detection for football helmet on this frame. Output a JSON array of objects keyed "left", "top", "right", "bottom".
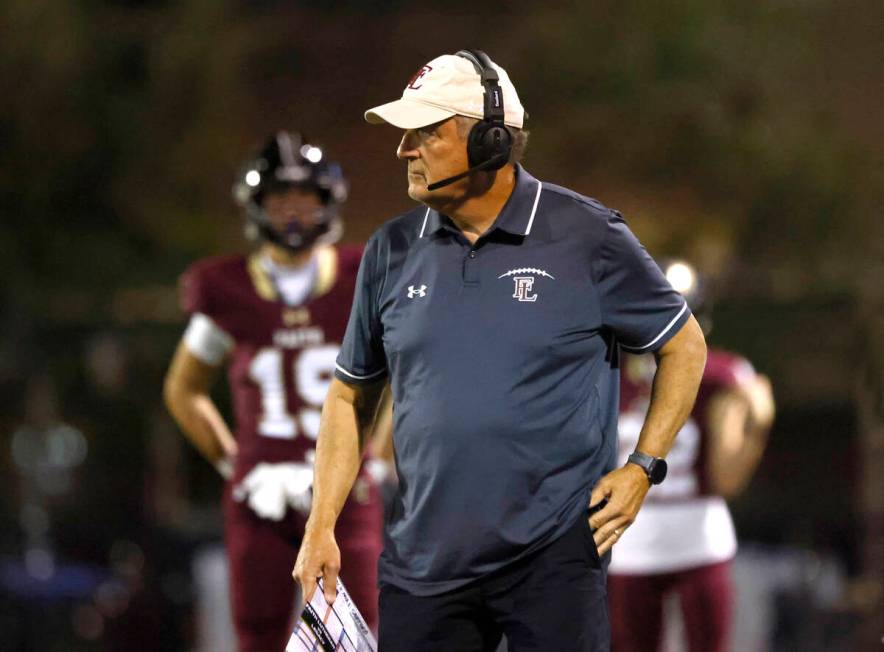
[
  {"left": 233, "top": 131, "right": 348, "bottom": 253},
  {"left": 661, "top": 259, "right": 713, "bottom": 334}
]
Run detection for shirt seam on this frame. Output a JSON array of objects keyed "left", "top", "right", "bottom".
[
  {"left": 371, "top": 234, "right": 389, "bottom": 354},
  {"left": 587, "top": 211, "right": 614, "bottom": 328}
]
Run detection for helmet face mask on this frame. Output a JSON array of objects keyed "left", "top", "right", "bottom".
[{"left": 234, "top": 131, "right": 348, "bottom": 254}]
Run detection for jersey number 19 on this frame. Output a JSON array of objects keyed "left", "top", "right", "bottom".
[{"left": 248, "top": 345, "right": 338, "bottom": 441}]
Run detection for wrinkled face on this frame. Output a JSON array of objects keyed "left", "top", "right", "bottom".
[
  {"left": 396, "top": 117, "right": 470, "bottom": 204},
  {"left": 261, "top": 186, "right": 324, "bottom": 233}
]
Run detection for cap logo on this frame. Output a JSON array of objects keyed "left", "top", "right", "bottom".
[{"left": 407, "top": 65, "right": 433, "bottom": 90}]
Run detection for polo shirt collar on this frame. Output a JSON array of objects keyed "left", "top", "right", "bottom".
[{"left": 420, "top": 165, "right": 543, "bottom": 239}]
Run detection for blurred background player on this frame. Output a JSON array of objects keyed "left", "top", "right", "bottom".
[
  {"left": 163, "top": 132, "right": 384, "bottom": 651},
  {"left": 608, "top": 260, "right": 776, "bottom": 652}
]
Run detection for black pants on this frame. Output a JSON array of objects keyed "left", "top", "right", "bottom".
[{"left": 378, "top": 513, "right": 610, "bottom": 651}]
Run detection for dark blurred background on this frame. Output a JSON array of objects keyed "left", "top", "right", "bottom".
[{"left": 1, "top": 1, "right": 881, "bottom": 650}]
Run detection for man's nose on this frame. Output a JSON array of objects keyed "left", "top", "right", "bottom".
[{"left": 397, "top": 130, "right": 419, "bottom": 160}]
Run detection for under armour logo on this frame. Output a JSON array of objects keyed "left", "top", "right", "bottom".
[
  {"left": 512, "top": 277, "right": 537, "bottom": 302},
  {"left": 407, "top": 284, "right": 427, "bottom": 298}
]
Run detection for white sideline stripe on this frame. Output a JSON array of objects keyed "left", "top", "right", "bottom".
[
  {"left": 524, "top": 181, "right": 542, "bottom": 235},
  {"left": 419, "top": 207, "right": 431, "bottom": 238},
  {"left": 335, "top": 363, "right": 387, "bottom": 380},
  {"left": 621, "top": 303, "right": 689, "bottom": 352}
]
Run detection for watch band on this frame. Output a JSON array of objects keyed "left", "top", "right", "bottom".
[
  {"left": 627, "top": 451, "right": 655, "bottom": 470},
  {"left": 627, "top": 451, "right": 667, "bottom": 485}
]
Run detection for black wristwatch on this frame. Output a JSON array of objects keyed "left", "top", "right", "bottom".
[{"left": 627, "top": 451, "right": 668, "bottom": 485}]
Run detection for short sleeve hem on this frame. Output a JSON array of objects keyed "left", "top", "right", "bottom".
[
  {"left": 334, "top": 364, "right": 388, "bottom": 386},
  {"left": 619, "top": 303, "right": 691, "bottom": 353}
]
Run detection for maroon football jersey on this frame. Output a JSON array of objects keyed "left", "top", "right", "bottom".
[
  {"left": 618, "top": 347, "right": 756, "bottom": 500},
  {"left": 180, "top": 245, "right": 363, "bottom": 481}
]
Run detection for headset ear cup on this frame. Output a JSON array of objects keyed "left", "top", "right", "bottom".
[{"left": 467, "top": 122, "right": 513, "bottom": 170}]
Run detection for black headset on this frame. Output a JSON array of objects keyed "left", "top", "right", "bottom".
[
  {"left": 455, "top": 49, "right": 513, "bottom": 171},
  {"left": 425, "top": 50, "right": 515, "bottom": 191}
]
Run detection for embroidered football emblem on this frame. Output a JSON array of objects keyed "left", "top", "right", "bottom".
[{"left": 498, "top": 268, "right": 555, "bottom": 302}]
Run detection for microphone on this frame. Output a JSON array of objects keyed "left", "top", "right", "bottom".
[{"left": 425, "top": 152, "right": 509, "bottom": 191}]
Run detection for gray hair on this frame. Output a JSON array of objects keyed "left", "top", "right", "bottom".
[{"left": 454, "top": 116, "right": 529, "bottom": 165}]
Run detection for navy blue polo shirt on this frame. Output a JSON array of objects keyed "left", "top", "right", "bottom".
[{"left": 335, "top": 166, "right": 690, "bottom": 596}]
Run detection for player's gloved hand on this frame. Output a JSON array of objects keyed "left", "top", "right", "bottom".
[
  {"left": 364, "top": 458, "right": 394, "bottom": 486},
  {"left": 233, "top": 463, "right": 287, "bottom": 520},
  {"left": 281, "top": 463, "right": 314, "bottom": 516},
  {"left": 233, "top": 463, "right": 314, "bottom": 521}
]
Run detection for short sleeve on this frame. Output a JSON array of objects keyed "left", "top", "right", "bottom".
[
  {"left": 183, "top": 313, "right": 234, "bottom": 365},
  {"left": 593, "top": 211, "right": 690, "bottom": 353},
  {"left": 179, "top": 264, "right": 212, "bottom": 317},
  {"left": 335, "top": 233, "right": 388, "bottom": 385},
  {"left": 704, "top": 351, "right": 756, "bottom": 391}
]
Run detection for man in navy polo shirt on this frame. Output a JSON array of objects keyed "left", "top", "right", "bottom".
[{"left": 293, "top": 50, "right": 708, "bottom": 650}]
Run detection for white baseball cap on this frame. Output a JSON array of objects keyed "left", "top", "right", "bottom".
[{"left": 364, "top": 53, "right": 526, "bottom": 129}]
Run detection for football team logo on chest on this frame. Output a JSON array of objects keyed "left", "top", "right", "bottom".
[{"left": 498, "top": 267, "right": 555, "bottom": 302}]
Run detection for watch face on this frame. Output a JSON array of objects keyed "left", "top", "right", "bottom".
[{"left": 649, "top": 458, "right": 668, "bottom": 484}]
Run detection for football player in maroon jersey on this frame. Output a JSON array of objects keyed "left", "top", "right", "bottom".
[
  {"left": 607, "top": 260, "right": 775, "bottom": 652},
  {"left": 163, "top": 132, "right": 385, "bottom": 651}
]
